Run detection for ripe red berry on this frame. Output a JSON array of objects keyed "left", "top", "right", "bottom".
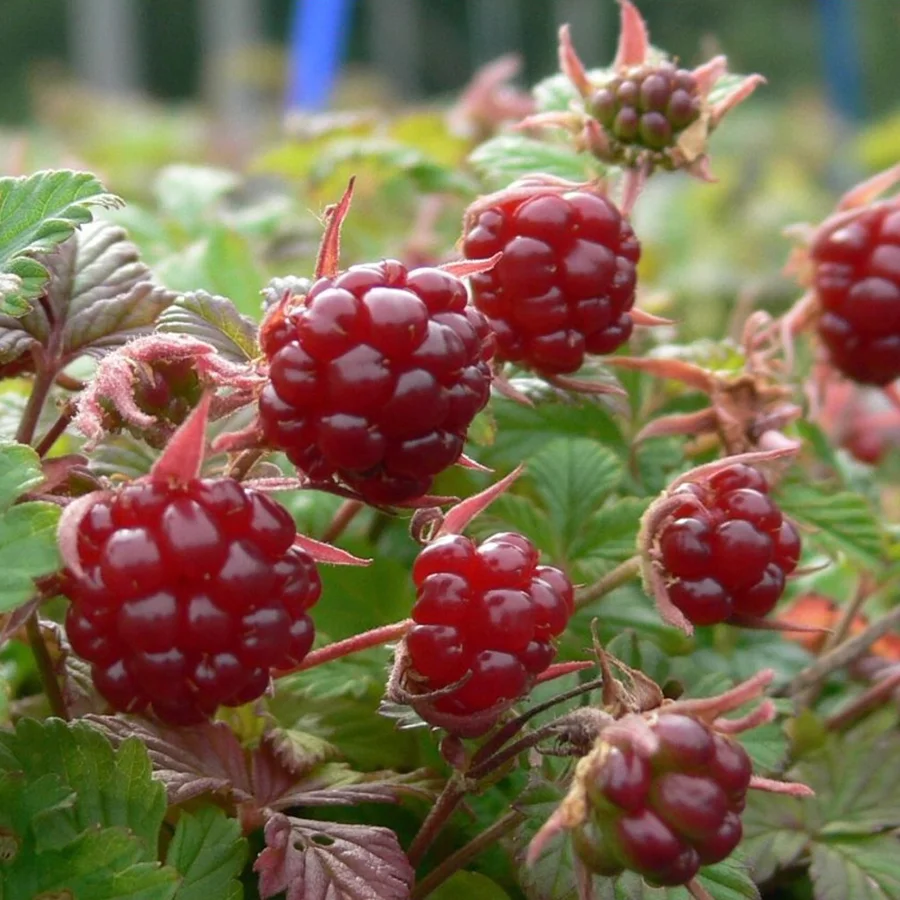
[
  {"left": 657, "top": 464, "right": 800, "bottom": 625},
  {"left": 811, "top": 204, "right": 900, "bottom": 385},
  {"left": 589, "top": 62, "right": 702, "bottom": 166},
  {"left": 405, "top": 532, "right": 573, "bottom": 716},
  {"left": 62, "top": 478, "right": 321, "bottom": 725},
  {"left": 462, "top": 184, "right": 640, "bottom": 376},
  {"left": 258, "top": 260, "right": 494, "bottom": 505},
  {"left": 575, "top": 714, "right": 752, "bottom": 886}
]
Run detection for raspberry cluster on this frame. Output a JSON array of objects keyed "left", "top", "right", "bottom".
[
  {"left": 406, "top": 532, "right": 574, "bottom": 715},
  {"left": 589, "top": 63, "right": 702, "bottom": 163},
  {"left": 62, "top": 478, "right": 321, "bottom": 725},
  {"left": 575, "top": 714, "right": 752, "bottom": 886},
  {"left": 258, "top": 260, "right": 494, "bottom": 505},
  {"left": 462, "top": 187, "right": 640, "bottom": 376},
  {"left": 811, "top": 203, "right": 900, "bottom": 386},
  {"left": 657, "top": 464, "right": 801, "bottom": 625}
]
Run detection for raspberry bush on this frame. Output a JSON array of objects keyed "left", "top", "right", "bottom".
[{"left": 2, "top": 3, "right": 900, "bottom": 900}]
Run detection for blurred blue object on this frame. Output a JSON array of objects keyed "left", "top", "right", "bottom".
[
  {"left": 286, "top": 0, "right": 355, "bottom": 112},
  {"left": 817, "top": 0, "right": 864, "bottom": 121}
]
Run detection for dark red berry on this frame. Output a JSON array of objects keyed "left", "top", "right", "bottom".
[
  {"left": 462, "top": 185, "right": 639, "bottom": 376},
  {"left": 812, "top": 204, "right": 900, "bottom": 385},
  {"left": 575, "top": 714, "right": 754, "bottom": 886},
  {"left": 62, "top": 479, "right": 322, "bottom": 725},
  {"left": 258, "top": 261, "right": 494, "bottom": 504},
  {"left": 405, "top": 532, "right": 573, "bottom": 718},
  {"left": 657, "top": 464, "right": 800, "bottom": 625}
]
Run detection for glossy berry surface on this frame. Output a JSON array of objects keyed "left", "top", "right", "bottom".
[
  {"left": 812, "top": 203, "right": 900, "bottom": 385},
  {"left": 462, "top": 187, "right": 640, "bottom": 376},
  {"left": 406, "top": 532, "right": 574, "bottom": 716},
  {"left": 657, "top": 464, "right": 800, "bottom": 625},
  {"left": 589, "top": 62, "right": 702, "bottom": 165},
  {"left": 62, "top": 478, "right": 321, "bottom": 725},
  {"left": 576, "top": 714, "right": 752, "bottom": 886},
  {"left": 258, "top": 260, "right": 494, "bottom": 505}
]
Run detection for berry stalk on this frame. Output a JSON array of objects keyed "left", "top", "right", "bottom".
[
  {"left": 16, "top": 363, "right": 56, "bottom": 445},
  {"left": 576, "top": 555, "right": 641, "bottom": 609},
  {"left": 321, "top": 499, "right": 365, "bottom": 544},
  {"left": 26, "top": 614, "right": 68, "bottom": 720},
  {"left": 274, "top": 619, "right": 412, "bottom": 677},
  {"left": 406, "top": 776, "right": 468, "bottom": 867}
]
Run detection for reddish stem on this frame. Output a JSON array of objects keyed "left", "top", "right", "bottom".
[
  {"left": 273, "top": 619, "right": 412, "bottom": 677},
  {"left": 826, "top": 666, "right": 900, "bottom": 731},
  {"left": 321, "top": 499, "right": 365, "bottom": 544}
]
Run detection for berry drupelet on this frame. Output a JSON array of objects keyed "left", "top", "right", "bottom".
[
  {"left": 811, "top": 201, "right": 900, "bottom": 386},
  {"left": 259, "top": 260, "right": 495, "bottom": 505},
  {"left": 405, "top": 531, "right": 574, "bottom": 716},
  {"left": 574, "top": 713, "right": 752, "bottom": 886},
  {"left": 462, "top": 181, "right": 640, "bottom": 376},
  {"left": 655, "top": 463, "right": 800, "bottom": 626},
  {"left": 62, "top": 478, "right": 321, "bottom": 725}
]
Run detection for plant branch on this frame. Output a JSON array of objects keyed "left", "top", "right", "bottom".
[
  {"left": 406, "top": 776, "right": 468, "bottom": 867},
  {"left": 411, "top": 810, "right": 525, "bottom": 898},
  {"left": 778, "top": 603, "right": 900, "bottom": 698},
  {"left": 321, "top": 499, "right": 365, "bottom": 543},
  {"left": 35, "top": 403, "right": 75, "bottom": 458},
  {"left": 16, "top": 365, "right": 56, "bottom": 445},
  {"left": 575, "top": 556, "right": 641, "bottom": 609},
  {"left": 825, "top": 666, "right": 900, "bottom": 731},
  {"left": 273, "top": 619, "right": 412, "bottom": 677},
  {"left": 26, "top": 613, "right": 68, "bottom": 719}
]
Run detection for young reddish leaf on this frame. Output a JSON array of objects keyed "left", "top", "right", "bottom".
[
  {"left": 291, "top": 533, "right": 372, "bottom": 567},
  {"left": 437, "top": 465, "right": 524, "bottom": 537},
  {"left": 315, "top": 177, "right": 356, "bottom": 280},
  {"left": 557, "top": 25, "right": 592, "bottom": 97},
  {"left": 613, "top": 0, "right": 650, "bottom": 68},
  {"left": 149, "top": 392, "right": 212, "bottom": 485},
  {"left": 255, "top": 813, "right": 414, "bottom": 900},
  {"left": 439, "top": 252, "right": 501, "bottom": 279}
]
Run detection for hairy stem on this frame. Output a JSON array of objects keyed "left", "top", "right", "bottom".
[
  {"left": 227, "top": 449, "right": 263, "bottom": 482},
  {"left": 16, "top": 365, "right": 56, "bottom": 445},
  {"left": 575, "top": 555, "right": 641, "bottom": 609},
  {"left": 411, "top": 810, "right": 525, "bottom": 898},
  {"left": 406, "top": 777, "right": 467, "bottom": 868},
  {"left": 273, "top": 619, "right": 412, "bottom": 678},
  {"left": 26, "top": 614, "right": 68, "bottom": 720},
  {"left": 825, "top": 666, "right": 900, "bottom": 731},
  {"left": 321, "top": 499, "right": 364, "bottom": 544}
]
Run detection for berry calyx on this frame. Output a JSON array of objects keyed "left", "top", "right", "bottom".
[
  {"left": 574, "top": 714, "right": 752, "bottom": 885},
  {"left": 811, "top": 202, "right": 900, "bottom": 386},
  {"left": 62, "top": 478, "right": 321, "bottom": 725},
  {"left": 651, "top": 463, "right": 800, "bottom": 626},
  {"left": 404, "top": 531, "right": 574, "bottom": 720},
  {"left": 462, "top": 179, "right": 640, "bottom": 376}
]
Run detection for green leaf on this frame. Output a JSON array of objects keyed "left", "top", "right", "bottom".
[
  {"left": 532, "top": 67, "right": 615, "bottom": 113},
  {"left": 469, "top": 493, "right": 561, "bottom": 559},
  {"left": 572, "top": 497, "right": 649, "bottom": 570},
  {"left": 469, "top": 136, "right": 600, "bottom": 186},
  {"left": 157, "top": 291, "right": 260, "bottom": 362},
  {"left": 775, "top": 482, "right": 884, "bottom": 569},
  {"left": 0, "top": 440, "right": 45, "bottom": 508},
  {"left": 0, "top": 499, "right": 61, "bottom": 613},
  {"left": 0, "top": 170, "right": 122, "bottom": 315},
  {"left": 593, "top": 855, "right": 760, "bottom": 899},
  {"left": 1, "top": 825, "right": 179, "bottom": 900},
  {"left": 428, "top": 871, "right": 511, "bottom": 900},
  {"left": 0, "top": 718, "right": 167, "bottom": 858},
  {"left": 810, "top": 836, "right": 900, "bottom": 900},
  {"left": 167, "top": 807, "right": 248, "bottom": 900},
  {"left": 528, "top": 439, "right": 624, "bottom": 556}
]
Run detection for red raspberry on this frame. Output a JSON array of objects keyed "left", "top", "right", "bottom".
[
  {"left": 657, "top": 464, "right": 800, "bottom": 625},
  {"left": 575, "top": 714, "right": 752, "bottom": 886},
  {"left": 811, "top": 203, "right": 900, "bottom": 385},
  {"left": 462, "top": 184, "right": 640, "bottom": 376},
  {"left": 258, "top": 260, "right": 494, "bottom": 505},
  {"left": 405, "top": 532, "right": 573, "bottom": 716},
  {"left": 589, "top": 62, "right": 702, "bottom": 166},
  {"left": 62, "top": 478, "right": 321, "bottom": 725}
]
